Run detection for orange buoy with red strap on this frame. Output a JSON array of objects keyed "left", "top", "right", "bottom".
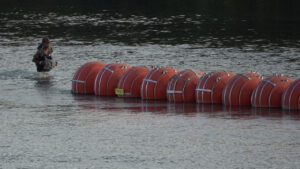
[
  {"left": 167, "top": 69, "right": 205, "bottom": 103},
  {"left": 72, "top": 61, "right": 106, "bottom": 94},
  {"left": 251, "top": 75, "right": 293, "bottom": 108},
  {"left": 94, "top": 63, "right": 131, "bottom": 96},
  {"left": 222, "top": 72, "right": 263, "bottom": 106},
  {"left": 195, "top": 70, "right": 235, "bottom": 104},
  {"left": 116, "top": 66, "right": 152, "bottom": 98},
  {"left": 282, "top": 78, "right": 300, "bottom": 110},
  {"left": 141, "top": 67, "right": 178, "bottom": 100}
]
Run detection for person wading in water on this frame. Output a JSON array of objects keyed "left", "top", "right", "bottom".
[{"left": 32, "top": 37, "right": 57, "bottom": 72}]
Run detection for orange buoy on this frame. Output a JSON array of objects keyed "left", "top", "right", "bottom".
[
  {"left": 94, "top": 63, "right": 131, "bottom": 96},
  {"left": 222, "top": 72, "right": 263, "bottom": 106},
  {"left": 167, "top": 69, "right": 205, "bottom": 103},
  {"left": 282, "top": 78, "right": 300, "bottom": 110},
  {"left": 72, "top": 61, "right": 106, "bottom": 94},
  {"left": 141, "top": 67, "right": 178, "bottom": 100},
  {"left": 251, "top": 75, "right": 293, "bottom": 108},
  {"left": 116, "top": 66, "right": 152, "bottom": 98},
  {"left": 195, "top": 70, "right": 235, "bottom": 104}
]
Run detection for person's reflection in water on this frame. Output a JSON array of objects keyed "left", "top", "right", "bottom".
[{"left": 34, "top": 72, "right": 55, "bottom": 89}]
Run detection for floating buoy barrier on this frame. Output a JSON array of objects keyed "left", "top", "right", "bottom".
[
  {"left": 195, "top": 70, "right": 235, "bottom": 104},
  {"left": 71, "top": 61, "right": 300, "bottom": 111},
  {"left": 167, "top": 69, "right": 204, "bottom": 103},
  {"left": 94, "top": 63, "right": 131, "bottom": 96},
  {"left": 222, "top": 72, "right": 263, "bottom": 106},
  {"left": 251, "top": 75, "right": 293, "bottom": 108},
  {"left": 72, "top": 61, "right": 106, "bottom": 94},
  {"left": 141, "top": 67, "right": 178, "bottom": 100},
  {"left": 115, "top": 66, "right": 152, "bottom": 98},
  {"left": 282, "top": 78, "right": 300, "bottom": 110}
]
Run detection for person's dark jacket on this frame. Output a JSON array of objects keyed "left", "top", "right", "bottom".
[{"left": 32, "top": 47, "right": 53, "bottom": 72}]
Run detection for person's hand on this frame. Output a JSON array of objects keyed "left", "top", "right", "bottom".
[
  {"left": 46, "top": 55, "right": 52, "bottom": 59},
  {"left": 39, "top": 61, "right": 45, "bottom": 66}
]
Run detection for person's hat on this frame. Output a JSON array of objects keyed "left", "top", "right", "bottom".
[{"left": 42, "top": 37, "right": 50, "bottom": 44}]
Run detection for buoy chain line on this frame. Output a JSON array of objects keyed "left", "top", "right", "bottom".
[
  {"left": 105, "top": 65, "right": 127, "bottom": 96},
  {"left": 141, "top": 69, "right": 156, "bottom": 99},
  {"left": 153, "top": 69, "right": 170, "bottom": 99},
  {"left": 94, "top": 65, "right": 114, "bottom": 95},
  {"left": 251, "top": 80, "right": 263, "bottom": 107},
  {"left": 169, "top": 73, "right": 180, "bottom": 102},
  {"left": 181, "top": 78, "right": 190, "bottom": 101},
  {"left": 167, "top": 90, "right": 184, "bottom": 94},
  {"left": 226, "top": 73, "right": 254, "bottom": 106},
  {"left": 118, "top": 68, "right": 132, "bottom": 96},
  {"left": 73, "top": 62, "right": 300, "bottom": 110},
  {"left": 222, "top": 74, "right": 240, "bottom": 106},
  {"left": 238, "top": 80, "right": 248, "bottom": 106},
  {"left": 238, "top": 75, "right": 255, "bottom": 105},
  {"left": 71, "top": 65, "right": 82, "bottom": 94},
  {"left": 72, "top": 63, "right": 89, "bottom": 94},
  {"left": 259, "top": 80, "right": 276, "bottom": 107},
  {"left": 240, "top": 73, "right": 251, "bottom": 80},
  {"left": 167, "top": 75, "right": 176, "bottom": 101},
  {"left": 281, "top": 82, "right": 291, "bottom": 109},
  {"left": 143, "top": 79, "right": 158, "bottom": 83},
  {"left": 251, "top": 79, "right": 276, "bottom": 107},
  {"left": 228, "top": 75, "right": 240, "bottom": 105},
  {"left": 128, "top": 75, "right": 141, "bottom": 96},
  {"left": 283, "top": 80, "right": 300, "bottom": 109},
  {"left": 196, "top": 72, "right": 209, "bottom": 103},
  {"left": 167, "top": 73, "right": 181, "bottom": 102},
  {"left": 196, "top": 71, "right": 220, "bottom": 104},
  {"left": 209, "top": 74, "right": 223, "bottom": 104},
  {"left": 142, "top": 68, "right": 173, "bottom": 99},
  {"left": 268, "top": 82, "right": 277, "bottom": 107},
  {"left": 189, "top": 69, "right": 201, "bottom": 78},
  {"left": 291, "top": 81, "right": 300, "bottom": 109},
  {"left": 167, "top": 72, "right": 192, "bottom": 102},
  {"left": 255, "top": 81, "right": 266, "bottom": 107},
  {"left": 118, "top": 68, "right": 142, "bottom": 96},
  {"left": 195, "top": 72, "right": 208, "bottom": 103},
  {"left": 82, "top": 66, "right": 96, "bottom": 94}
]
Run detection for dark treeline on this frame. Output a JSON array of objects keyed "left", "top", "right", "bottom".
[{"left": 1, "top": 0, "right": 300, "bottom": 21}]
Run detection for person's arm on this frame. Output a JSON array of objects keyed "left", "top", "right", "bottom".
[
  {"left": 32, "top": 51, "right": 44, "bottom": 65},
  {"left": 32, "top": 51, "right": 40, "bottom": 63}
]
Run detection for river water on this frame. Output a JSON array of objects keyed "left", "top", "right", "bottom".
[{"left": 0, "top": 10, "right": 300, "bottom": 169}]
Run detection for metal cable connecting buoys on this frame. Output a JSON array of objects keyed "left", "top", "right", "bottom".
[
  {"left": 282, "top": 78, "right": 300, "bottom": 110},
  {"left": 167, "top": 69, "right": 205, "bottom": 103},
  {"left": 116, "top": 66, "right": 152, "bottom": 98},
  {"left": 141, "top": 67, "right": 178, "bottom": 100},
  {"left": 94, "top": 63, "right": 131, "bottom": 96},
  {"left": 222, "top": 72, "right": 263, "bottom": 106},
  {"left": 251, "top": 75, "right": 293, "bottom": 108},
  {"left": 72, "top": 61, "right": 106, "bottom": 94},
  {"left": 195, "top": 70, "right": 235, "bottom": 104}
]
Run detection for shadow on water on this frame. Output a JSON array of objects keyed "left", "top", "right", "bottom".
[{"left": 72, "top": 95, "right": 300, "bottom": 120}]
